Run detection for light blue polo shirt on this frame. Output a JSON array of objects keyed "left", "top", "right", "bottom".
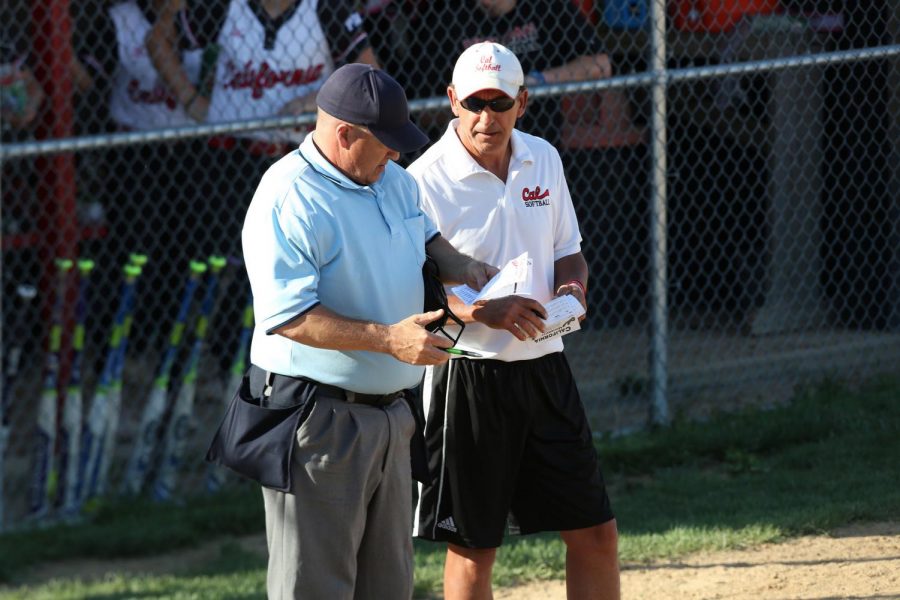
[{"left": 242, "top": 133, "right": 439, "bottom": 394}]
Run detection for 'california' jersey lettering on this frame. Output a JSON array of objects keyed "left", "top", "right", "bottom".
[{"left": 181, "top": 0, "right": 368, "bottom": 142}]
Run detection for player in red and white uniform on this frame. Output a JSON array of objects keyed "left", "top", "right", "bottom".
[
  {"left": 75, "top": 0, "right": 203, "bottom": 132},
  {"left": 72, "top": 0, "right": 212, "bottom": 344},
  {"left": 149, "top": 0, "right": 376, "bottom": 146},
  {"left": 146, "top": 0, "right": 379, "bottom": 367},
  {"left": 147, "top": 0, "right": 377, "bottom": 226}
]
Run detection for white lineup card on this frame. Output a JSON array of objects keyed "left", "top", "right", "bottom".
[
  {"left": 451, "top": 252, "right": 533, "bottom": 305},
  {"left": 530, "top": 294, "right": 585, "bottom": 343}
]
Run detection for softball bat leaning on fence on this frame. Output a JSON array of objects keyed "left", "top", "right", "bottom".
[
  {"left": 92, "top": 254, "right": 147, "bottom": 499},
  {"left": 152, "top": 256, "right": 226, "bottom": 501},
  {"left": 122, "top": 260, "right": 207, "bottom": 495},
  {"left": 28, "top": 258, "right": 74, "bottom": 519},
  {"left": 58, "top": 259, "right": 95, "bottom": 517},
  {"left": 78, "top": 257, "right": 145, "bottom": 505}
]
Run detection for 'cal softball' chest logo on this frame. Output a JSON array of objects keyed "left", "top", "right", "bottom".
[{"left": 522, "top": 186, "right": 551, "bottom": 207}]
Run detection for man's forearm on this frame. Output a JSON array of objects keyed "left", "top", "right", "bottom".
[
  {"left": 447, "top": 295, "right": 478, "bottom": 324},
  {"left": 553, "top": 252, "right": 589, "bottom": 291},
  {"left": 542, "top": 53, "right": 611, "bottom": 84},
  {"left": 273, "top": 305, "right": 391, "bottom": 354},
  {"left": 272, "top": 303, "right": 452, "bottom": 366},
  {"left": 146, "top": 2, "right": 196, "bottom": 107},
  {"left": 426, "top": 235, "right": 469, "bottom": 284}
]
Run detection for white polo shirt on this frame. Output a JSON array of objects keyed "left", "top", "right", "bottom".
[
  {"left": 408, "top": 120, "right": 582, "bottom": 362},
  {"left": 243, "top": 133, "right": 438, "bottom": 393}
]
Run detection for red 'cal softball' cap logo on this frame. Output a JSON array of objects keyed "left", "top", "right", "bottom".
[{"left": 476, "top": 56, "right": 502, "bottom": 72}]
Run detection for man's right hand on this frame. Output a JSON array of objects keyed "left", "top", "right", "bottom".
[
  {"left": 386, "top": 309, "right": 453, "bottom": 365},
  {"left": 472, "top": 296, "right": 547, "bottom": 341},
  {"left": 186, "top": 95, "right": 209, "bottom": 122},
  {"left": 279, "top": 93, "right": 318, "bottom": 117}
]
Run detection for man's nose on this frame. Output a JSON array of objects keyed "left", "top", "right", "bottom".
[{"left": 479, "top": 108, "right": 496, "bottom": 126}]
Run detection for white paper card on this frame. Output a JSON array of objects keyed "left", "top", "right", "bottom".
[
  {"left": 451, "top": 252, "right": 533, "bottom": 305},
  {"left": 450, "top": 285, "right": 480, "bottom": 305},
  {"left": 530, "top": 294, "right": 585, "bottom": 343}
]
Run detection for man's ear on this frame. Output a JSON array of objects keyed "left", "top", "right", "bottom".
[
  {"left": 335, "top": 122, "right": 353, "bottom": 148},
  {"left": 516, "top": 89, "right": 528, "bottom": 118},
  {"left": 447, "top": 86, "right": 460, "bottom": 117}
]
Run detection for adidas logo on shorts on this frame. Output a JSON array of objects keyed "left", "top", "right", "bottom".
[{"left": 436, "top": 516, "right": 458, "bottom": 532}]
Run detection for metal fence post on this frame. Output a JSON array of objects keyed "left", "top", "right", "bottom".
[{"left": 649, "top": 0, "right": 670, "bottom": 426}]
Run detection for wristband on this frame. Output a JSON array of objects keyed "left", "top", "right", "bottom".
[
  {"left": 527, "top": 70, "right": 546, "bottom": 86},
  {"left": 566, "top": 279, "right": 586, "bottom": 295}
]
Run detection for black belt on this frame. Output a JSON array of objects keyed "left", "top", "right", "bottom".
[{"left": 315, "top": 383, "right": 407, "bottom": 407}]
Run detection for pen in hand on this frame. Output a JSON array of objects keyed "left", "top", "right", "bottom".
[{"left": 442, "top": 347, "right": 483, "bottom": 358}]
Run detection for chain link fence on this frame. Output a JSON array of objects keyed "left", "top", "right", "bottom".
[{"left": 2, "top": 0, "right": 898, "bottom": 528}]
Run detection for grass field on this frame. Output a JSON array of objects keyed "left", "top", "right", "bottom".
[{"left": 1, "top": 374, "right": 898, "bottom": 599}]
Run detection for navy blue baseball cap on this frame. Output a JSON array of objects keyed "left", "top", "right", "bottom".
[{"left": 316, "top": 64, "right": 428, "bottom": 153}]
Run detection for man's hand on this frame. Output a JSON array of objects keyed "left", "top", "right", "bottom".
[
  {"left": 426, "top": 236, "right": 498, "bottom": 290},
  {"left": 185, "top": 95, "right": 209, "bottom": 122},
  {"left": 461, "top": 259, "right": 498, "bottom": 292},
  {"left": 279, "top": 93, "right": 318, "bottom": 117},
  {"left": 472, "top": 296, "right": 547, "bottom": 341},
  {"left": 555, "top": 282, "right": 587, "bottom": 321},
  {"left": 386, "top": 310, "right": 453, "bottom": 365}
]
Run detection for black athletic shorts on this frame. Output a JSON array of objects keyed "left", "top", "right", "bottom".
[{"left": 414, "top": 352, "right": 614, "bottom": 548}]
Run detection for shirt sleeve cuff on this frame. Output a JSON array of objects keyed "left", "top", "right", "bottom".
[
  {"left": 553, "top": 243, "right": 582, "bottom": 262},
  {"left": 263, "top": 301, "right": 321, "bottom": 335}
]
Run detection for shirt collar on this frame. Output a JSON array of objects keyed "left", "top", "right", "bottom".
[
  {"left": 297, "top": 132, "right": 382, "bottom": 193},
  {"left": 441, "top": 119, "right": 534, "bottom": 180}
]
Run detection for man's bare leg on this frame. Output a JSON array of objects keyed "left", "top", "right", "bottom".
[
  {"left": 444, "top": 544, "right": 498, "bottom": 600},
  {"left": 560, "top": 519, "right": 621, "bottom": 600}
]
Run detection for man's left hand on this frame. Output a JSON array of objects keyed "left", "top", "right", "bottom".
[
  {"left": 280, "top": 93, "right": 318, "bottom": 116},
  {"left": 555, "top": 282, "right": 587, "bottom": 321},
  {"left": 462, "top": 259, "right": 498, "bottom": 291},
  {"left": 425, "top": 236, "right": 498, "bottom": 290}
]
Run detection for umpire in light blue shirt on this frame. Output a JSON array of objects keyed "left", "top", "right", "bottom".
[{"left": 242, "top": 63, "right": 495, "bottom": 600}]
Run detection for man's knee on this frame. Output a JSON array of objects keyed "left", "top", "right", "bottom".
[
  {"left": 560, "top": 519, "right": 619, "bottom": 558},
  {"left": 447, "top": 543, "right": 498, "bottom": 571}
]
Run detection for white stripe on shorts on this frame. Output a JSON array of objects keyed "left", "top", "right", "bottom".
[{"left": 413, "top": 361, "right": 454, "bottom": 538}]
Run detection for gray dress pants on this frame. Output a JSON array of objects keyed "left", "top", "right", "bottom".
[{"left": 262, "top": 394, "right": 416, "bottom": 600}]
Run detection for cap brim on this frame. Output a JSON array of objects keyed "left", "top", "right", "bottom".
[
  {"left": 454, "top": 82, "right": 521, "bottom": 101},
  {"left": 370, "top": 120, "right": 430, "bottom": 154}
]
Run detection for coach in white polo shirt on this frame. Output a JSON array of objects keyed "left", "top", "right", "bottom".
[
  {"left": 242, "top": 63, "right": 493, "bottom": 600},
  {"left": 409, "top": 43, "right": 621, "bottom": 600}
]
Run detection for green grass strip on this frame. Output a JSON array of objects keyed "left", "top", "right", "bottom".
[{"left": 1, "top": 374, "right": 897, "bottom": 599}]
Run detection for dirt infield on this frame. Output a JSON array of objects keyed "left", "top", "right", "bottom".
[
  {"left": 19, "top": 521, "right": 900, "bottom": 599},
  {"left": 499, "top": 521, "right": 900, "bottom": 600}
]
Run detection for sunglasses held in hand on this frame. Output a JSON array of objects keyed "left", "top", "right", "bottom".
[{"left": 423, "top": 255, "right": 467, "bottom": 346}]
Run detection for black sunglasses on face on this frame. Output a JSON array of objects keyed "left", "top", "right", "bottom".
[{"left": 460, "top": 95, "right": 517, "bottom": 114}]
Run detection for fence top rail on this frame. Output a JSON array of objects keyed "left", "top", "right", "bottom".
[{"left": 2, "top": 44, "right": 897, "bottom": 161}]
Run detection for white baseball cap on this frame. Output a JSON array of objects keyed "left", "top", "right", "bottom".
[{"left": 452, "top": 42, "right": 524, "bottom": 100}]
